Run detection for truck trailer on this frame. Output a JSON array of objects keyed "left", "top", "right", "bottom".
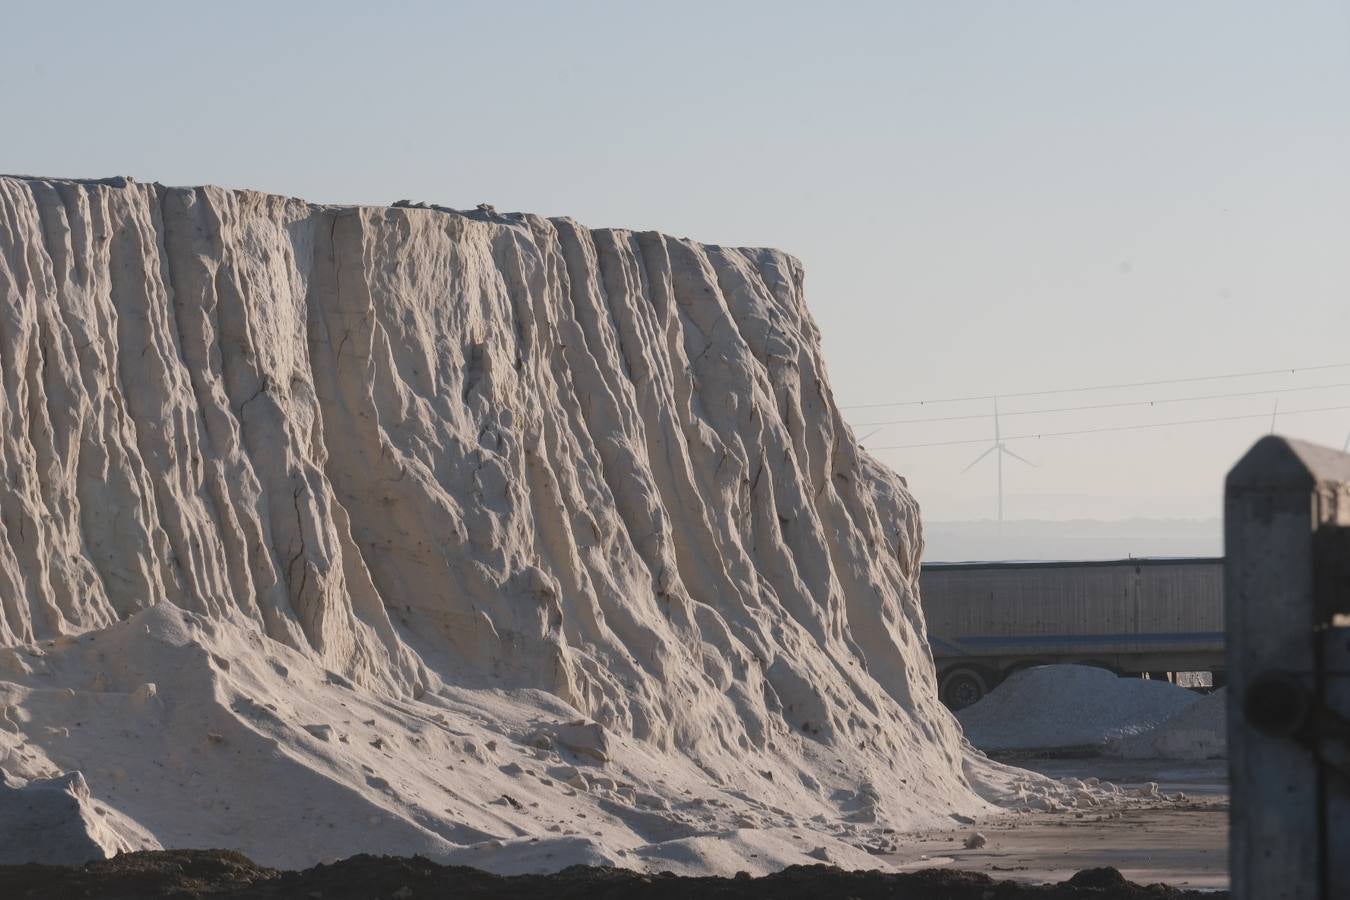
[{"left": 920, "top": 557, "right": 1224, "bottom": 709}]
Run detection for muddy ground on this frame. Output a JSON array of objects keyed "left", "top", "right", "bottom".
[{"left": 0, "top": 850, "right": 1224, "bottom": 899}]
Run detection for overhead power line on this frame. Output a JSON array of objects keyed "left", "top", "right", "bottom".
[
  {"left": 840, "top": 363, "right": 1350, "bottom": 411},
  {"left": 851, "top": 381, "right": 1350, "bottom": 428},
  {"left": 868, "top": 403, "right": 1350, "bottom": 450}
]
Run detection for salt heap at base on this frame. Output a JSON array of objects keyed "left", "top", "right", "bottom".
[
  {"left": 0, "top": 177, "right": 1074, "bottom": 871},
  {"left": 1111, "top": 688, "right": 1227, "bottom": 760},
  {"left": 957, "top": 665, "right": 1202, "bottom": 754},
  {"left": 0, "top": 770, "right": 159, "bottom": 864}
]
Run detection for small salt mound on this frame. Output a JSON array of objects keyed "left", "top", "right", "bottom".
[
  {"left": 1110, "top": 688, "right": 1226, "bottom": 759},
  {"left": 0, "top": 770, "right": 160, "bottom": 865},
  {"left": 957, "top": 665, "right": 1201, "bottom": 752}
]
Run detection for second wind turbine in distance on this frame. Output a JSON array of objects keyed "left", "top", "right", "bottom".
[{"left": 963, "top": 397, "right": 1036, "bottom": 522}]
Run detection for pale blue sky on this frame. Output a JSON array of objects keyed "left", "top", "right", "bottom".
[{"left": 5, "top": 1, "right": 1347, "bottom": 521}]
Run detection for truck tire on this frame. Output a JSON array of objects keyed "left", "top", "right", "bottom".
[{"left": 939, "top": 667, "right": 989, "bottom": 711}]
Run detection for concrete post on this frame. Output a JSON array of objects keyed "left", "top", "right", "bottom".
[{"left": 1225, "top": 436, "right": 1350, "bottom": 900}]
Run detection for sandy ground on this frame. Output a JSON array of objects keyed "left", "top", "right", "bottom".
[{"left": 884, "top": 760, "right": 1229, "bottom": 892}]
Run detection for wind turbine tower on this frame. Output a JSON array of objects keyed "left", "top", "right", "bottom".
[{"left": 962, "top": 397, "right": 1036, "bottom": 521}]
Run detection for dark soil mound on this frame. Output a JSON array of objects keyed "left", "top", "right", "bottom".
[{"left": 0, "top": 850, "right": 1226, "bottom": 899}]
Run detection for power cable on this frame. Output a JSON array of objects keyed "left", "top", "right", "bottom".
[
  {"left": 840, "top": 363, "right": 1350, "bottom": 411},
  {"left": 867, "top": 404, "right": 1350, "bottom": 450},
  {"left": 851, "top": 381, "right": 1350, "bottom": 428}
]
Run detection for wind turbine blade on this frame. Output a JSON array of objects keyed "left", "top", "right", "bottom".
[
  {"left": 1000, "top": 445, "right": 1037, "bottom": 467},
  {"left": 961, "top": 444, "right": 998, "bottom": 473}
]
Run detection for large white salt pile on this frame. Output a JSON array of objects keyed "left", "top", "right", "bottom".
[
  {"left": 1110, "top": 688, "right": 1226, "bottom": 759},
  {"left": 957, "top": 665, "right": 1201, "bottom": 753},
  {"left": 0, "top": 176, "right": 1084, "bottom": 871}
]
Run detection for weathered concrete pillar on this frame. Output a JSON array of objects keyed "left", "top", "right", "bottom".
[{"left": 1225, "top": 436, "right": 1350, "bottom": 900}]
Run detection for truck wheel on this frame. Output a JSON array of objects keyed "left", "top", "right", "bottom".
[{"left": 940, "top": 667, "right": 988, "bottom": 711}]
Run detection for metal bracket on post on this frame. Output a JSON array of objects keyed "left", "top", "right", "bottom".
[
  {"left": 1245, "top": 665, "right": 1350, "bottom": 779},
  {"left": 1226, "top": 437, "right": 1350, "bottom": 900}
]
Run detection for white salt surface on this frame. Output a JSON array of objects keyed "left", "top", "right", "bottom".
[
  {"left": 957, "top": 666, "right": 1202, "bottom": 753},
  {"left": 1111, "top": 689, "right": 1226, "bottom": 760},
  {"left": 0, "top": 177, "right": 1105, "bottom": 871}
]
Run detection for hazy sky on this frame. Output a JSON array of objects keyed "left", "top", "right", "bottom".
[{"left": 5, "top": 1, "right": 1347, "bottom": 521}]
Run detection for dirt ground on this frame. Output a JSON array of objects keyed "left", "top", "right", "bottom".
[
  {"left": 880, "top": 759, "right": 1228, "bottom": 893},
  {"left": 0, "top": 760, "right": 1229, "bottom": 898},
  {"left": 885, "top": 802, "right": 1227, "bottom": 893},
  {"left": 0, "top": 851, "right": 1224, "bottom": 899}
]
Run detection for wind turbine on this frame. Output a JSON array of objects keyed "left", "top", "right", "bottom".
[{"left": 962, "top": 397, "right": 1035, "bottom": 521}]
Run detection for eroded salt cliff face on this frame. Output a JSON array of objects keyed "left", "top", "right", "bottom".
[{"left": 0, "top": 176, "right": 1034, "bottom": 871}]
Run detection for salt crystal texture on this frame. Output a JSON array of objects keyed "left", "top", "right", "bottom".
[
  {"left": 0, "top": 770, "right": 160, "bottom": 864},
  {"left": 1111, "top": 688, "right": 1227, "bottom": 759},
  {"left": 0, "top": 176, "right": 1057, "bottom": 871}
]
